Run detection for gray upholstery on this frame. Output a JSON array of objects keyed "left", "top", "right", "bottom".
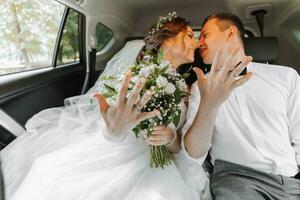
[{"left": 244, "top": 37, "right": 279, "bottom": 63}]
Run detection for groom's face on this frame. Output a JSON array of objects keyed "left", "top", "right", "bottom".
[{"left": 198, "top": 19, "right": 228, "bottom": 64}]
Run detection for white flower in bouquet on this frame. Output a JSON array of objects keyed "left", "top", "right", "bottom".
[
  {"left": 165, "top": 83, "right": 176, "bottom": 94},
  {"left": 156, "top": 75, "right": 168, "bottom": 88},
  {"left": 166, "top": 66, "right": 176, "bottom": 74},
  {"left": 158, "top": 60, "right": 171, "bottom": 69},
  {"left": 139, "top": 65, "right": 154, "bottom": 77},
  {"left": 176, "top": 79, "right": 187, "bottom": 92}
]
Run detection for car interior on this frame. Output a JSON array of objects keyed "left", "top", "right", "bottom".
[
  {"left": 1, "top": 0, "right": 300, "bottom": 150},
  {"left": 0, "top": 1, "right": 299, "bottom": 196}
]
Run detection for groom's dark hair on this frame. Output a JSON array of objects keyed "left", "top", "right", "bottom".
[{"left": 203, "top": 13, "right": 245, "bottom": 46}]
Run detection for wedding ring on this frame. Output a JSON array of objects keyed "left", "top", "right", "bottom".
[
  {"left": 231, "top": 70, "right": 238, "bottom": 77},
  {"left": 231, "top": 60, "right": 242, "bottom": 77},
  {"left": 234, "top": 61, "right": 242, "bottom": 69},
  {"left": 134, "top": 104, "right": 143, "bottom": 112}
]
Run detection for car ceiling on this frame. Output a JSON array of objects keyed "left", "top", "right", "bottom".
[{"left": 57, "top": 0, "right": 300, "bottom": 71}]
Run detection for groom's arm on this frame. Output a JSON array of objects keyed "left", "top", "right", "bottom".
[
  {"left": 182, "top": 49, "right": 252, "bottom": 160},
  {"left": 288, "top": 69, "right": 300, "bottom": 170},
  {"left": 183, "top": 100, "right": 219, "bottom": 159}
]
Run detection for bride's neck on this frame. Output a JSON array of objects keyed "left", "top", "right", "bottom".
[
  {"left": 164, "top": 54, "right": 180, "bottom": 69},
  {"left": 160, "top": 47, "right": 181, "bottom": 69}
]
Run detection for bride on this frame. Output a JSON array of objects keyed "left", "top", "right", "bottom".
[{"left": 0, "top": 12, "right": 251, "bottom": 200}]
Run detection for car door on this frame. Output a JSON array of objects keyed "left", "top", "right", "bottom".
[{"left": 0, "top": 1, "right": 87, "bottom": 149}]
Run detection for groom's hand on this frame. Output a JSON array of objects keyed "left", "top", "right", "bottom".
[
  {"left": 92, "top": 70, "right": 161, "bottom": 142},
  {"left": 194, "top": 46, "right": 253, "bottom": 108}
]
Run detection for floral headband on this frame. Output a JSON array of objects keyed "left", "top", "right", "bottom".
[{"left": 149, "top": 11, "right": 178, "bottom": 35}]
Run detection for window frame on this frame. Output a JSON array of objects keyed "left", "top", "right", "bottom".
[{"left": 52, "top": 7, "right": 86, "bottom": 68}]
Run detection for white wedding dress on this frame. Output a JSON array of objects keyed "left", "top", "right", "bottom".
[{"left": 0, "top": 40, "right": 211, "bottom": 200}]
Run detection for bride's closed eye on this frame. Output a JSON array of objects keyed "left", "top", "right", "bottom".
[{"left": 188, "top": 33, "right": 193, "bottom": 38}]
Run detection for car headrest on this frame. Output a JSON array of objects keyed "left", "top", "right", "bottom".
[{"left": 244, "top": 37, "right": 279, "bottom": 63}]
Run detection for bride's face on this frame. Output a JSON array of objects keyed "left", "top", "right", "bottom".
[{"left": 164, "top": 27, "right": 197, "bottom": 68}]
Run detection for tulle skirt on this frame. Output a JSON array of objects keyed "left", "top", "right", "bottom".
[{"left": 0, "top": 100, "right": 210, "bottom": 200}]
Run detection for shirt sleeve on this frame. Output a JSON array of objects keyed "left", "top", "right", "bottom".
[
  {"left": 288, "top": 69, "right": 300, "bottom": 168},
  {"left": 181, "top": 132, "right": 208, "bottom": 166}
]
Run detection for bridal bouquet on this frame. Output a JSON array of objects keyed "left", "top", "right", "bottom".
[{"left": 97, "top": 50, "right": 189, "bottom": 168}]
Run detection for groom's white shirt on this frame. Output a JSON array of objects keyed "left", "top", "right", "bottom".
[{"left": 182, "top": 62, "right": 300, "bottom": 177}]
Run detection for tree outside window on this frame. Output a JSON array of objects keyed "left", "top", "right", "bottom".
[{"left": 0, "top": 0, "right": 65, "bottom": 75}]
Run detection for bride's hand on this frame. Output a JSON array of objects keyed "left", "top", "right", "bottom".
[
  {"left": 144, "top": 125, "right": 176, "bottom": 146},
  {"left": 93, "top": 70, "right": 161, "bottom": 142},
  {"left": 194, "top": 46, "right": 253, "bottom": 109}
]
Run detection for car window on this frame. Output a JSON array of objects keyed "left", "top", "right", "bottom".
[
  {"left": 56, "top": 9, "right": 80, "bottom": 66},
  {"left": 193, "top": 30, "right": 201, "bottom": 40},
  {"left": 0, "top": 0, "right": 65, "bottom": 76},
  {"left": 95, "top": 23, "right": 113, "bottom": 52}
]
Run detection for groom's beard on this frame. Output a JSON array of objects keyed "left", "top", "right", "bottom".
[{"left": 177, "top": 48, "right": 211, "bottom": 86}]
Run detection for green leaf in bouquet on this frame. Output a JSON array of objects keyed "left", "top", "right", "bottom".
[
  {"left": 145, "top": 49, "right": 153, "bottom": 56},
  {"left": 156, "top": 48, "right": 164, "bottom": 64},
  {"left": 133, "top": 121, "right": 150, "bottom": 135},
  {"left": 132, "top": 127, "right": 140, "bottom": 138},
  {"left": 130, "top": 65, "right": 141, "bottom": 74},
  {"left": 173, "top": 89, "right": 188, "bottom": 101},
  {"left": 172, "top": 110, "right": 181, "bottom": 127},
  {"left": 160, "top": 66, "right": 168, "bottom": 74},
  {"left": 164, "top": 112, "right": 173, "bottom": 125},
  {"left": 146, "top": 79, "right": 155, "bottom": 89},
  {"left": 174, "top": 89, "right": 181, "bottom": 98},
  {"left": 152, "top": 67, "right": 160, "bottom": 79},
  {"left": 102, "top": 91, "right": 116, "bottom": 99},
  {"left": 100, "top": 75, "right": 117, "bottom": 81},
  {"left": 182, "top": 72, "right": 190, "bottom": 79},
  {"left": 103, "top": 84, "right": 117, "bottom": 93},
  {"left": 132, "top": 122, "right": 148, "bottom": 138},
  {"left": 101, "top": 84, "right": 118, "bottom": 98}
]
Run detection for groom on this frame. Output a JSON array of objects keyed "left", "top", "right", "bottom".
[{"left": 184, "top": 13, "right": 300, "bottom": 199}]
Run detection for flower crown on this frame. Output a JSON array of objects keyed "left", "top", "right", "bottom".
[{"left": 149, "top": 11, "right": 178, "bottom": 35}]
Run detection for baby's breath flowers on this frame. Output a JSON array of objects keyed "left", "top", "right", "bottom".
[
  {"left": 149, "top": 11, "right": 178, "bottom": 35},
  {"left": 98, "top": 49, "right": 189, "bottom": 168}
]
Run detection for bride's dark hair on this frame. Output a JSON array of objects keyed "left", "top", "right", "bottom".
[{"left": 137, "top": 16, "right": 189, "bottom": 63}]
